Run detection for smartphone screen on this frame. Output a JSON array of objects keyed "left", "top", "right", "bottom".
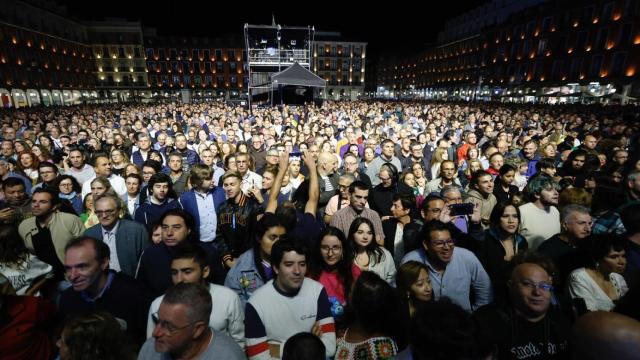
[
  {"left": 450, "top": 203, "right": 474, "bottom": 216},
  {"left": 289, "top": 152, "right": 302, "bottom": 162}
]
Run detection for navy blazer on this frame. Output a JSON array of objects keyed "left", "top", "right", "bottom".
[
  {"left": 84, "top": 219, "right": 150, "bottom": 277},
  {"left": 178, "top": 187, "right": 226, "bottom": 233}
]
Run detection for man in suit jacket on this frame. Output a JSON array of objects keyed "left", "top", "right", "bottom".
[
  {"left": 84, "top": 193, "right": 149, "bottom": 277},
  {"left": 178, "top": 164, "right": 226, "bottom": 244}
]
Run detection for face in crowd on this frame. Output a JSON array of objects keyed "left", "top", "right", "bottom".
[{"left": 423, "top": 228, "right": 454, "bottom": 266}]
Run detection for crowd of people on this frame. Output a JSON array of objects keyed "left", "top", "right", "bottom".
[{"left": 0, "top": 99, "right": 640, "bottom": 360}]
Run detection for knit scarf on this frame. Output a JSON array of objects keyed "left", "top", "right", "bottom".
[{"left": 59, "top": 192, "right": 77, "bottom": 200}]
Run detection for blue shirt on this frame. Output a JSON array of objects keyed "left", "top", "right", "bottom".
[
  {"left": 194, "top": 190, "right": 217, "bottom": 242},
  {"left": 401, "top": 247, "right": 492, "bottom": 312}
]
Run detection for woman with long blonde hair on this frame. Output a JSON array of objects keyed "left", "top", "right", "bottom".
[{"left": 430, "top": 148, "right": 449, "bottom": 180}]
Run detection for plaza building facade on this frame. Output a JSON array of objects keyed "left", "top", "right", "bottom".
[{"left": 374, "top": 0, "right": 640, "bottom": 104}]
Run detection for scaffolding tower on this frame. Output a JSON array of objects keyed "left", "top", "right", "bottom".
[{"left": 243, "top": 23, "right": 314, "bottom": 111}]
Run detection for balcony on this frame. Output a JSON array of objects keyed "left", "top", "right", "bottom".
[{"left": 248, "top": 48, "right": 310, "bottom": 66}]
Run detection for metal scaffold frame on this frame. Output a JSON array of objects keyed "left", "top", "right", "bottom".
[{"left": 244, "top": 22, "right": 314, "bottom": 112}]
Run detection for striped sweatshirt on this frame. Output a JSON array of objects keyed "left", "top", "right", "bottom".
[{"left": 245, "top": 279, "right": 336, "bottom": 359}]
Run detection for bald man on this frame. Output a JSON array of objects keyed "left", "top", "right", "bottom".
[
  {"left": 572, "top": 311, "right": 640, "bottom": 360},
  {"left": 474, "top": 263, "right": 571, "bottom": 359},
  {"left": 317, "top": 152, "right": 339, "bottom": 218}
]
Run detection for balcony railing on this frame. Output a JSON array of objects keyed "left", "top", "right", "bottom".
[{"left": 248, "top": 48, "right": 310, "bottom": 66}]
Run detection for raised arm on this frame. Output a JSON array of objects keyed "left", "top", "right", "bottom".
[
  {"left": 303, "top": 151, "right": 319, "bottom": 216},
  {"left": 265, "top": 153, "right": 289, "bottom": 214}
]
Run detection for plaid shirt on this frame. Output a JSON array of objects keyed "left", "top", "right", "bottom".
[{"left": 591, "top": 211, "right": 626, "bottom": 235}]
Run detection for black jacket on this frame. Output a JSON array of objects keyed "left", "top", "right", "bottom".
[
  {"left": 493, "top": 182, "right": 519, "bottom": 204},
  {"left": 215, "top": 193, "right": 262, "bottom": 261},
  {"left": 136, "top": 242, "right": 225, "bottom": 298},
  {"left": 473, "top": 302, "right": 571, "bottom": 360},
  {"left": 474, "top": 228, "right": 529, "bottom": 300},
  {"left": 382, "top": 218, "right": 424, "bottom": 261}
]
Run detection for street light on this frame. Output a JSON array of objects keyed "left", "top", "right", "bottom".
[{"left": 277, "top": 25, "right": 282, "bottom": 72}]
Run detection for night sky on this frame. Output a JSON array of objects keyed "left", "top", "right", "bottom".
[{"left": 61, "top": 0, "right": 486, "bottom": 56}]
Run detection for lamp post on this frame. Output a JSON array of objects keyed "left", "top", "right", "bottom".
[{"left": 277, "top": 25, "right": 282, "bottom": 72}]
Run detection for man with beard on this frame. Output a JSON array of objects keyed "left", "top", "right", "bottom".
[
  {"left": 19, "top": 188, "right": 85, "bottom": 281},
  {"left": 65, "top": 148, "right": 95, "bottom": 187},
  {"left": 0, "top": 177, "right": 32, "bottom": 225},
  {"left": 519, "top": 176, "right": 561, "bottom": 250}
]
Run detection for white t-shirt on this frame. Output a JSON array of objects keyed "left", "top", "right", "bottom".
[
  {"left": 0, "top": 254, "right": 53, "bottom": 295},
  {"left": 518, "top": 202, "right": 560, "bottom": 250}
]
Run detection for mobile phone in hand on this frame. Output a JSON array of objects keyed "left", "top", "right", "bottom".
[
  {"left": 450, "top": 203, "right": 474, "bottom": 216},
  {"left": 289, "top": 152, "right": 302, "bottom": 162}
]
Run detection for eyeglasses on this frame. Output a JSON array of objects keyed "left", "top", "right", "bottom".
[
  {"left": 94, "top": 209, "right": 117, "bottom": 217},
  {"left": 517, "top": 280, "right": 554, "bottom": 292},
  {"left": 59, "top": 183, "right": 73, "bottom": 187},
  {"left": 431, "top": 239, "right": 455, "bottom": 248},
  {"left": 320, "top": 245, "right": 342, "bottom": 253},
  {"left": 378, "top": 176, "right": 391, "bottom": 181},
  {"left": 151, "top": 312, "right": 197, "bottom": 335}
]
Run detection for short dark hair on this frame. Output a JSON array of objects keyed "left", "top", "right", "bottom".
[
  {"left": 158, "top": 209, "right": 197, "bottom": 243},
  {"left": 32, "top": 187, "right": 61, "bottom": 206},
  {"left": 536, "top": 157, "right": 556, "bottom": 172},
  {"left": 282, "top": 332, "right": 326, "bottom": 360},
  {"left": 141, "top": 159, "right": 162, "bottom": 173},
  {"left": 172, "top": 242, "right": 208, "bottom": 270},
  {"left": 620, "top": 203, "right": 640, "bottom": 234},
  {"left": 348, "top": 180, "right": 369, "bottom": 194},
  {"left": 148, "top": 173, "right": 172, "bottom": 188},
  {"left": 498, "top": 163, "right": 516, "bottom": 177},
  {"left": 580, "top": 234, "right": 626, "bottom": 269},
  {"left": 64, "top": 236, "right": 110, "bottom": 264},
  {"left": 38, "top": 161, "right": 58, "bottom": 173},
  {"left": 470, "top": 170, "right": 492, "bottom": 190},
  {"left": 270, "top": 239, "right": 307, "bottom": 269},
  {"left": 422, "top": 194, "right": 444, "bottom": 211},
  {"left": 420, "top": 220, "right": 451, "bottom": 245},
  {"left": 392, "top": 193, "right": 415, "bottom": 211},
  {"left": 92, "top": 153, "right": 110, "bottom": 166},
  {"left": 2, "top": 177, "right": 26, "bottom": 190}
]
